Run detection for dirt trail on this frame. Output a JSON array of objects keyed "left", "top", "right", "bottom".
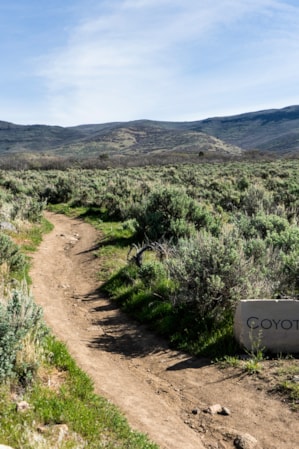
[{"left": 30, "top": 212, "right": 298, "bottom": 449}]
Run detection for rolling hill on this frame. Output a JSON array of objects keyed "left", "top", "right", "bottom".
[
  {"left": 0, "top": 120, "right": 241, "bottom": 158},
  {"left": 189, "top": 105, "right": 299, "bottom": 154},
  {"left": 0, "top": 105, "right": 299, "bottom": 158}
]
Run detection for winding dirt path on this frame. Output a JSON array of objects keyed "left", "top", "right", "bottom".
[{"left": 30, "top": 212, "right": 298, "bottom": 449}]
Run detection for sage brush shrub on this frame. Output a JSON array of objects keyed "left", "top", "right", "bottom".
[
  {"left": 11, "top": 196, "right": 44, "bottom": 222},
  {"left": 0, "top": 233, "right": 25, "bottom": 272},
  {"left": 266, "top": 226, "right": 299, "bottom": 252},
  {"left": 250, "top": 213, "right": 289, "bottom": 239},
  {"left": 240, "top": 184, "right": 275, "bottom": 215},
  {"left": 166, "top": 229, "right": 273, "bottom": 322},
  {"left": 40, "top": 176, "right": 75, "bottom": 204},
  {"left": 134, "top": 186, "right": 214, "bottom": 241},
  {"left": 235, "top": 214, "right": 299, "bottom": 296},
  {"left": 134, "top": 187, "right": 189, "bottom": 240},
  {"left": 97, "top": 192, "right": 129, "bottom": 221},
  {"left": 0, "top": 285, "right": 44, "bottom": 379},
  {"left": 280, "top": 250, "right": 299, "bottom": 294}
]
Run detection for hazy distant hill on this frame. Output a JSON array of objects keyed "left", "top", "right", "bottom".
[
  {"left": 65, "top": 121, "right": 242, "bottom": 157},
  {"left": 190, "top": 105, "right": 299, "bottom": 154},
  {"left": 0, "top": 119, "right": 242, "bottom": 157},
  {"left": 0, "top": 121, "right": 83, "bottom": 153},
  {"left": 1, "top": 105, "right": 299, "bottom": 158}
]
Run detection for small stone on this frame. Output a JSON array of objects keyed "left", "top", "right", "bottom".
[
  {"left": 0, "top": 221, "right": 17, "bottom": 232},
  {"left": 219, "top": 406, "right": 231, "bottom": 416},
  {"left": 16, "top": 401, "right": 30, "bottom": 413},
  {"left": 293, "top": 375, "right": 299, "bottom": 383},
  {"left": 234, "top": 433, "right": 258, "bottom": 449},
  {"left": 204, "top": 404, "right": 223, "bottom": 414},
  {"left": 191, "top": 408, "right": 199, "bottom": 415}
]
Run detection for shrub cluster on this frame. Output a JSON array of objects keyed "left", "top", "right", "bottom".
[
  {"left": 1, "top": 159, "right": 298, "bottom": 355},
  {"left": 0, "top": 177, "right": 46, "bottom": 383}
]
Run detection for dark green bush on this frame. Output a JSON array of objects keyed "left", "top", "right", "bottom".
[
  {"left": 266, "top": 226, "right": 299, "bottom": 252},
  {"left": 40, "top": 176, "right": 74, "bottom": 204},
  {"left": 134, "top": 186, "right": 206, "bottom": 241}
]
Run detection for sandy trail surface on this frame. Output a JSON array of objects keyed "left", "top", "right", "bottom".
[{"left": 30, "top": 212, "right": 298, "bottom": 449}]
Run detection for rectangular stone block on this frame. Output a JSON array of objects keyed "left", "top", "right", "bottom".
[{"left": 234, "top": 299, "right": 299, "bottom": 353}]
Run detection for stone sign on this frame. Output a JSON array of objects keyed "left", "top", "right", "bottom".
[{"left": 234, "top": 299, "right": 299, "bottom": 353}]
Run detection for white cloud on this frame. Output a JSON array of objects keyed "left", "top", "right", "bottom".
[{"left": 37, "top": 0, "right": 299, "bottom": 125}]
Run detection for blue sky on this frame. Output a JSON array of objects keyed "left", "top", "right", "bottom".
[{"left": 1, "top": 0, "right": 299, "bottom": 126}]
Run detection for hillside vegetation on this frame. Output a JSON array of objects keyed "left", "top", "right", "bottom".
[
  {"left": 1, "top": 105, "right": 299, "bottom": 160},
  {"left": 194, "top": 105, "right": 299, "bottom": 154},
  {"left": 0, "top": 158, "right": 298, "bottom": 447},
  {"left": 1, "top": 159, "right": 299, "bottom": 354},
  {"left": 0, "top": 119, "right": 242, "bottom": 158}
]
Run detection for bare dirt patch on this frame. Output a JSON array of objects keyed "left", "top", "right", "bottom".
[{"left": 30, "top": 212, "right": 299, "bottom": 449}]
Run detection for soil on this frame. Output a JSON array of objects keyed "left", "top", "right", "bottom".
[{"left": 30, "top": 212, "right": 299, "bottom": 449}]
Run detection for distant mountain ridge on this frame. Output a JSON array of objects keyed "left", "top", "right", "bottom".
[
  {"left": 190, "top": 105, "right": 299, "bottom": 153},
  {"left": 1, "top": 105, "right": 299, "bottom": 157}
]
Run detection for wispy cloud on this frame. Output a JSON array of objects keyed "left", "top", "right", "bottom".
[{"left": 34, "top": 0, "right": 299, "bottom": 124}]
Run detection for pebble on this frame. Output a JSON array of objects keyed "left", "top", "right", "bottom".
[
  {"left": 204, "top": 404, "right": 223, "bottom": 415},
  {"left": 234, "top": 433, "right": 258, "bottom": 449},
  {"left": 220, "top": 407, "right": 231, "bottom": 416},
  {"left": 204, "top": 403, "right": 231, "bottom": 416}
]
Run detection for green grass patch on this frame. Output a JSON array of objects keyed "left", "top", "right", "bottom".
[
  {"left": 86, "top": 217, "right": 136, "bottom": 243},
  {"left": 90, "top": 219, "right": 137, "bottom": 281},
  {"left": 169, "top": 313, "right": 239, "bottom": 358},
  {"left": 19, "top": 217, "right": 54, "bottom": 252},
  {"left": 0, "top": 335, "right": 159, "bottom": 449},
  {"left": 276, "top": 362, "right": 299, "bottom": 377},
  {"left": 277, "top": 380, "right": 299, "bottom": 409},
  {"left": 8, "top": 217, "right": 54, "bottom": 284},
  {"left": 274, "top": 362, "right": 299, "bottom": 408},
  {"left": 46, "top": 203, "right": 89, "bottom": 217},
  {"left": 217, "top": 355, "right": 241, "bottom": 369},
  {"left": 35, "top": 336, "right": 159, "bottom": 448}
]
